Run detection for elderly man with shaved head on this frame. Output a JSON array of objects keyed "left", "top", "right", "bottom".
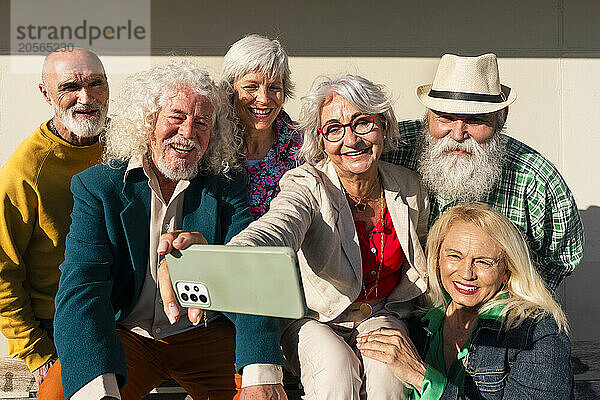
[{"left": 0, "top": 47, "right": 108, "bottom": 392}]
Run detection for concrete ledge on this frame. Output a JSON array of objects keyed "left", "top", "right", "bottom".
[
  {"left": 0, "top": 358, "right": 35, "bottom": 399},
  {"left": 0, "top": 340, "right": 597, "bottom": 399}
]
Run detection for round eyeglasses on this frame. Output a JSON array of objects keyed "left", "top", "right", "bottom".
[{"left": 318, "top": 114, "right": 377, "bottom": 143}]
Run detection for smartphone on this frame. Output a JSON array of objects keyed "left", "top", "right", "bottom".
[{"left": 166, "top": 245, "right": 306, "bottom": 319}]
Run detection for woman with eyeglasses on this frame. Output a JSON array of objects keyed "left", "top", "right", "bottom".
[
  {"left": 157, "top": 74, "right": 428, "bottom": 397},
  {"left": 222, "top": 74, "right": 430, "bottom": 399}
]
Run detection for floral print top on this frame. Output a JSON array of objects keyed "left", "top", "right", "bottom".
[{"left": 243, "top": 110, "right": 302, "bottom": 219}]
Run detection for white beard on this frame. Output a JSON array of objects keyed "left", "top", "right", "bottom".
[
  {"left": 154, "top": 136, "right": 200, "bottom": 181},
  {"left": 52, "top": 100, "right": 108, "bottom": 138},
  {"left": 417, "top": 124, "right": 507, "bottom": 203}
]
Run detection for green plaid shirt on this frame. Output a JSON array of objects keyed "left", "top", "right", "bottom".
[{"left": 381, "top": 120, "right": 584, "bottom": 292}]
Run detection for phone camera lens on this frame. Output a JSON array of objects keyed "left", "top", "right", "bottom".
[
  {"left": 184, "top": 285, "right": 190, "bottom": 291},
  {"left": 199, "top": 294, "right": 207, "bottom": 303},
  {"left": 181, "top": 293, "right": 189, "bottom": 301},
  {"left": 190, "top": 294, "right": 198, "bottom": 302}
]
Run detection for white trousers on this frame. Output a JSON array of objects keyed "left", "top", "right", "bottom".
[{"left": 281, "top": 301, "right": 408, "bottom": 400}]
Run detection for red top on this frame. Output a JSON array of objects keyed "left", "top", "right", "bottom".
[{"left": 354, "top": 207, "right": 405, "bottom": 302}]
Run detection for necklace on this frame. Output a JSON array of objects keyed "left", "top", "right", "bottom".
[
  {"left": 359, "top": 185, "right": 385, "bottom": 317},
  {"left": 343, "top": 177, "right": 380, "bottom": 213}
]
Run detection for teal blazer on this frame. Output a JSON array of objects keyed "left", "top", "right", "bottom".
[{"left": 54, "top": 161, "right": 283, "bottom": 399}]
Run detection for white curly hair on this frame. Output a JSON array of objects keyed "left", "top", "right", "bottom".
[{"left": 103, "top": 62, "right": 241, "bottom": 175}]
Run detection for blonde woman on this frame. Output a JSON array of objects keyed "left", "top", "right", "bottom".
[{"left": 358, "top": 203, "right": 572, "bottom": 399}]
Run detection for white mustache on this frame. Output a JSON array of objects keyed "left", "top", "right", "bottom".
[
  {"left": 69, "top": 103, "right": 103, "bottom": 113},
  {"left": 418, "top": 126, "right": 506, "bottom": 203},
  {"left": 162, "top": 136, "right": 199, "bottom": 150},
  {"left": 437, "top": 135, "right": 481, "bottom": 155}
]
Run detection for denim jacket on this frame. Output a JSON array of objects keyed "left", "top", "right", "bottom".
[{"left": 409, "top": 314, "right": 574, "bottom": 399}]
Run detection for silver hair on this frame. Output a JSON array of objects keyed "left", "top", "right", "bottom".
[
  {"left": 417, "top": 113, "right": 507, "bottom": 202},
  {"left": 103, "top": 62, "right": 241, "bottom": 175},
  {"left": 221, "top": 34, "right": 294, "bottom": 101},
  {"left": 496, "top": 107, "right": 508, "bottom": 130},
  {"left": 296, "top": 74, "right": 399, "bottom": 164}
]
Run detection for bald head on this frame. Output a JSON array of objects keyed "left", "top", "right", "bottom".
[
  {"left": 41, "top": 47, "right": 105, "bottom": 85},
  {"left": 39, "top": 47, "right": 109, "bottom": 144}
]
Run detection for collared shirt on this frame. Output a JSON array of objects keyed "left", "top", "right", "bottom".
[
  {"left": 73, "top": 156, "right": 282, "bottom": 400},
  {"left": 119, "top": 156, "right": 194, "bottom": 339},
  {"left": 354, "top": 207, "right": 406, "bottom": 302},
  {"left": 381, "top": 120, "right": 584, "bottom": 291},
  {"left": 409, "top": 300, "right": 506, "bottom": 400}
]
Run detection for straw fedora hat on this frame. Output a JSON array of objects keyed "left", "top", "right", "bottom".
[{"left": 416, "top": 53, "right": 516, "bottom": 114}]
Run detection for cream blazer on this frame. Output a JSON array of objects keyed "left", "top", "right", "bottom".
[{"left": 229, "top": 160, "right": 429, "bottom": 322}]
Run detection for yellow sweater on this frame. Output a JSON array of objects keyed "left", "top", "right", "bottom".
[{"left": 0, "top": 121, "right": 103, "bottom": 371}]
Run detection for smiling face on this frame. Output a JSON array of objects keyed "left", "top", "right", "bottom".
[
  {"left": 149, "top": 87, "right": 214, "bottom": 182},
  {"left": 320, "top": 93, "right": 384, "bottom": 178},
  {"left": 418, "top": 109, "right": 507, "bottom": 203},
  {"left": 233, "top": 71, "right": 284, "bottom": 136},
  {"left": 40, "top": 48, "right": 109, "bottom": 138},
  {"left": 438, "top": 221, "right": 508, "bottom": 311}
]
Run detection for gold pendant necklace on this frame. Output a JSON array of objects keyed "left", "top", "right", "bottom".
[
  {"left": 359, "top": 184, "right": 385, "bottom": 317},
  {"left": 343, "top": 177, "right": 380, "bottom": 213},
  {"left": 359, "top": 302, "right": 373, "bottom": 317}
]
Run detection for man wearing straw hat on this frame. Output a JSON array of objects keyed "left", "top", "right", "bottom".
[{"left": 382, "top": 53, "right": 583, "bottom": 292}]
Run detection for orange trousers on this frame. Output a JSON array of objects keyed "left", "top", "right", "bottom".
[{"left": 38, "top": 321, "right": 242, "bottom": 399}]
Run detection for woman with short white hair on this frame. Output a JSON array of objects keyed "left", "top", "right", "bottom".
[
  {"left": 358, "top": 203, "right": 572, "bottom": 399},
  {"left": 227, "top": 74, "right": 429, "bottom": 399},
  {"left": 222, "top": 33, "right": 301, "bottom": 219}
]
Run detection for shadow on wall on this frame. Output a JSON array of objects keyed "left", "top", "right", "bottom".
[
  {"left": 564, "top": 206, "right": 600, "bottom": 341},
  {"left": 151, "top": 0, "right": 600, "bottom": 58},
  {"left": 2, "top": 0, "right": 600, "bottom": 57}
]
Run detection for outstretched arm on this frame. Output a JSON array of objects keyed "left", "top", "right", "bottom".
[{"left": 157, "top": 169, "right": 317, "bottom": 323}]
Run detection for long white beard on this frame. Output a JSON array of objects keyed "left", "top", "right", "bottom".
[
  {"left": 417, "top": 125, "right": 507, "bottom": 203},
  {"left": 154, "top": 136, "right": 200, "bottom": 181},
  {"left": 52, "top": 100, "right": 108, "bottom": 138}
]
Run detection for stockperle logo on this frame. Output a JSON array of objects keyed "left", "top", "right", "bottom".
[{"left": 11, "top": 0, "right": 150, "bottom": 72}]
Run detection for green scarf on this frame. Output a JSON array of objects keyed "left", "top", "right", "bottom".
[{"left": 407, "top": 298, "right": 506, "bottom": 400}]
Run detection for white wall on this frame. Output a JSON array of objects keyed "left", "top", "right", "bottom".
[{"left": 0, "top": 0, "right": 599, "bottom": 355}]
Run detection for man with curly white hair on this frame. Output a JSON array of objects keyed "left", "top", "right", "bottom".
[
  {"left": 0, "top": 47, "right": 107, "bottom": 395},
  {"left": 46, "top": 64, "right": 286, "bottom": 400}
]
